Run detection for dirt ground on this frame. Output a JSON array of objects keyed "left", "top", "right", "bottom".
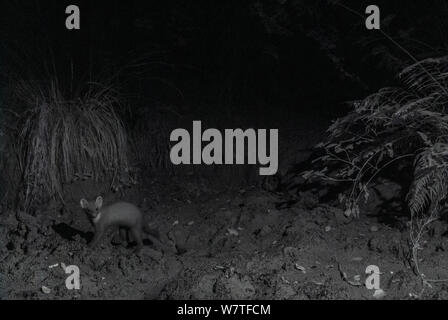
[{"left": 2, "top": 173, "right": 448, "bottom": 300}]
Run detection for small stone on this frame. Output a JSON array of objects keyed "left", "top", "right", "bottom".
[
  {"left": 373, "top": 289, "right": 386, "bottom": 299},
  {"left": 41, "top": 286, "right": 51, "bottom": 294}
]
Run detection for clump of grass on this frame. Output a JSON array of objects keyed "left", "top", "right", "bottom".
[{"left": 12, "top": 79, "right": 128, "bottom": 209}]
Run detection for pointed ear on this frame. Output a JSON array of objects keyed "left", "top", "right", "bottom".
[
  {"left": 80, "top": 199, "right": 88, "bottom": 208},
  {"left": 95, "top": 196, "right": 103, "bottom": 209}
]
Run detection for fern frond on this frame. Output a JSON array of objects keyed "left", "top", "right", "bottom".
[{"left": 408, "top": 144, "right": 448, "bottom": 217}]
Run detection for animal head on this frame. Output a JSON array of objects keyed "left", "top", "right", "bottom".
[{"left": 80, "top": 196, "right": 103, "bottom": 219}]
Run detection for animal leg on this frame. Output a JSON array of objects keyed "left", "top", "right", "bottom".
[
  {"left": 111, "top": 227, "right": 127, "bottom": 245},
  {"left": 130, "top": 227, "right": 143, "bottom": 253},
  {"left": 89, "top": 226, "right": 105, "bottom": 248}
]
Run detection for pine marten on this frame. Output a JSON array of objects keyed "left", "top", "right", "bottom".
[{"left": 80, "top": 196, "right": 169, "bottom": 253}]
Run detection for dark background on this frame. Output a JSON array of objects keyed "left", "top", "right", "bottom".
[{"left": 2, "top": 0, "right": 447, "bottom": 126}]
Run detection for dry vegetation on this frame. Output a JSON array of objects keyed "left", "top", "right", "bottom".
[{"left": 3, "top": 79, "right": 128, "bottom": 209}]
